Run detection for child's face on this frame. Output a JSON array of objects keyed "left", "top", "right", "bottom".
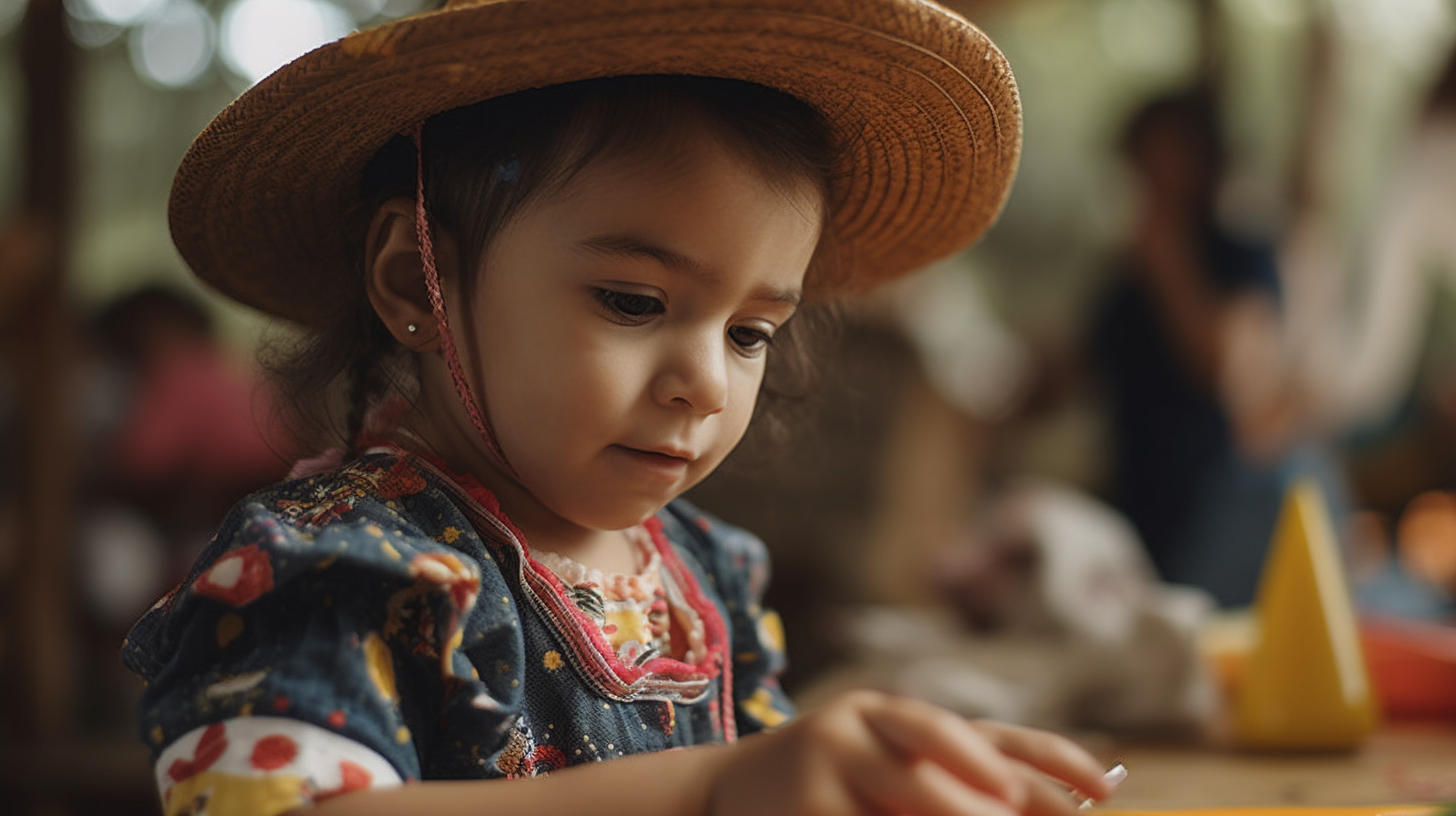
[{"left": 436, "top": 121, "right": 822, "bottom": 537}]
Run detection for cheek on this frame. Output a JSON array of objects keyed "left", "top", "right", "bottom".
[
  {"left": 718, "top": 365, "right": 767, "bottom": 441},
  {"left": 501, "top": 341, "right": 642, "bottom": 443},
  {"left": 497, "top": 351, "right": 612, "bottom": 425},
  {"left": 473, "top": 292, "right": 600, "bottom": 395}
]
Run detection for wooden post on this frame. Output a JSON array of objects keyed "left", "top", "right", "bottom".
[{"left": 5, "top": 0, "right": 78, "bottom": 812}]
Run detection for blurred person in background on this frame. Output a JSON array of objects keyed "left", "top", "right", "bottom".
[
  {"left": 89, "top": 284, "right": 295, "bottom": 566},
  {"left": 1088, "top": 87, "right": 1348, "bottom": 608},
  {"left": 51, "top": 285, "right": 297, "bottom": 740}
]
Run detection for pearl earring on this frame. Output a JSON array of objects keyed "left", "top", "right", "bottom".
[{"left": 407, "top": 323, "right": 419, "bottom": 334}]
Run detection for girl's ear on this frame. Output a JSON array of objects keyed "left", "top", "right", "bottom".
[{"left": 364, "top": 197, "right": 439, "bottom": 351}]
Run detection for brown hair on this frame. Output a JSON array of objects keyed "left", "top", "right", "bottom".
[{"left": 264, "top": 74, "right": 840, "bottom": 457}]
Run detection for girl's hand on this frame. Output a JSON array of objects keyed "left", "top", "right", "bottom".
[{"left": 708, "top": 689, "right": 1112, "bottom": 816}]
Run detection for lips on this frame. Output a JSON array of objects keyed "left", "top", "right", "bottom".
[
  {"left": 613, "top": 444, "right": 692, "bottom": 478},
  {"left": 632, "top": 446, "right": 693, "bottom": 461},
  {"left": 622, "top": 446, "right": 692, "bottom": 463}
]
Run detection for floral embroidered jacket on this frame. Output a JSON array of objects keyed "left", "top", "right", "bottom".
[{"left": 122, "top": 447, "right": 793, "bottom": 816}]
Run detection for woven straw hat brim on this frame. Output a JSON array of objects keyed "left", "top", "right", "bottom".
[{"left": 169, "top": 0, "right": 1021, "bottom": 325}]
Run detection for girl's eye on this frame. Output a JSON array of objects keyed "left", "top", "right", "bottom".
[
  {"left": 595, "top": 289, "right": 664, "bottom": 324},
  {"left": 728, "top": 325, "right": 774, "bottom": 355}
]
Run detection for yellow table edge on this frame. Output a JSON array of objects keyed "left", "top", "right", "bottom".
[{"left": 1099, "top": 808, "right": 1437, "bottom": 816}]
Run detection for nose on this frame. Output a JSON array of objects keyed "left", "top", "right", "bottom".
[{"left": 651, "top": 330, "right": 728, "bottom": 415}]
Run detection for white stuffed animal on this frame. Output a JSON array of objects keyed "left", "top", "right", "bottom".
[{"left": 803, "top": 480, "right": 1219, "bottom": 734}]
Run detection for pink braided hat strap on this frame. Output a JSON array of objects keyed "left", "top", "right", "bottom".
[{"left": 413, "top": 123, "right": 517, "bottom": 478}]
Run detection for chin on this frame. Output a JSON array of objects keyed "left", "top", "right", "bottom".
[{"left": 577, "top": 497, "right": 673, "bottom": 533}]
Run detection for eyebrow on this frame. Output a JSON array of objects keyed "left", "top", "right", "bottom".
[{"left": 576, "top": 233, "right": 803, "bottom": 307}]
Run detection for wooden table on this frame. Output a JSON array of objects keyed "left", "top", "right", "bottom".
[{"left": 1088, "top": 725, "right": 1456, "bottom": 810}]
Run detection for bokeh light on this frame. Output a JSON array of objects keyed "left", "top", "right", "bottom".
[
  {"left": 78, "top": 0, "right": 164, "bottom": 26},
  {"left": 219, "top": 0, "right": 352, "bottom": 85},
  {"left": 62, "top": 0, "right": 124, "bottom": 47},
  {"left": 129, "top": 0, "right": 214, "bottom": 88}
]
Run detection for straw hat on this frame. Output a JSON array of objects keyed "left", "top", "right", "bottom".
[{"left": 169, "top": 0, "right": 1021, "bottom": 325}]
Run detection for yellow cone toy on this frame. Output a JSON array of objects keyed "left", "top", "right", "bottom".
[{"left": 1233, "top": 479, "right": 1379, "bottom": 749}]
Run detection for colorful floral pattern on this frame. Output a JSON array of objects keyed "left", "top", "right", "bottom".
[
  {"left": 124, "top": 447, "right": 793, "bottom": 816},
  {"left": 535, "top": 528, "right": 708, "bottom": 669}
]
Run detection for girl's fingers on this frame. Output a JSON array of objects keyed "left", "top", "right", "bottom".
[
  {"left": 1019, "top": 763, "right": 1095, "bottom": 816},
  {"left": 859, "top": 694, "right": 1029, "bottom": 810},
  {"left": 969, "top": 720, "right": 1113, "bottom": 802},
  {"left": 849, "top": 754, "right": 1023, "bottom": 816},
  {"left": 788, "top": 691, "right": 1116, "bottom": 816}
]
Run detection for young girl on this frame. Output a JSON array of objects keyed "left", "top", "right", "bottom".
[{"left": 123, "top": 1, "right": 1118, "bottom": 814}]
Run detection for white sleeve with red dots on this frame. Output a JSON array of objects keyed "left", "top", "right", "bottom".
[{"left": 154, "top": 716, "right": 401, "bottom": 816}]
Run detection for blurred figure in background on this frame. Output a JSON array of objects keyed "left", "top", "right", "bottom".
[
  {"left": 64, "top": 285, "right": 296, "bottom": 739},
  {"left": 1088, "top": 88, "right": 1347, "bottom": 608},
  {"left": 89, "top": 284, "right": 295, "bottom": 568}
]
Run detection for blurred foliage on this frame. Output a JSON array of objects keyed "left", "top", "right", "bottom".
[{"left": 0, "top": 0, "right": 1453, "bottom": 347}]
